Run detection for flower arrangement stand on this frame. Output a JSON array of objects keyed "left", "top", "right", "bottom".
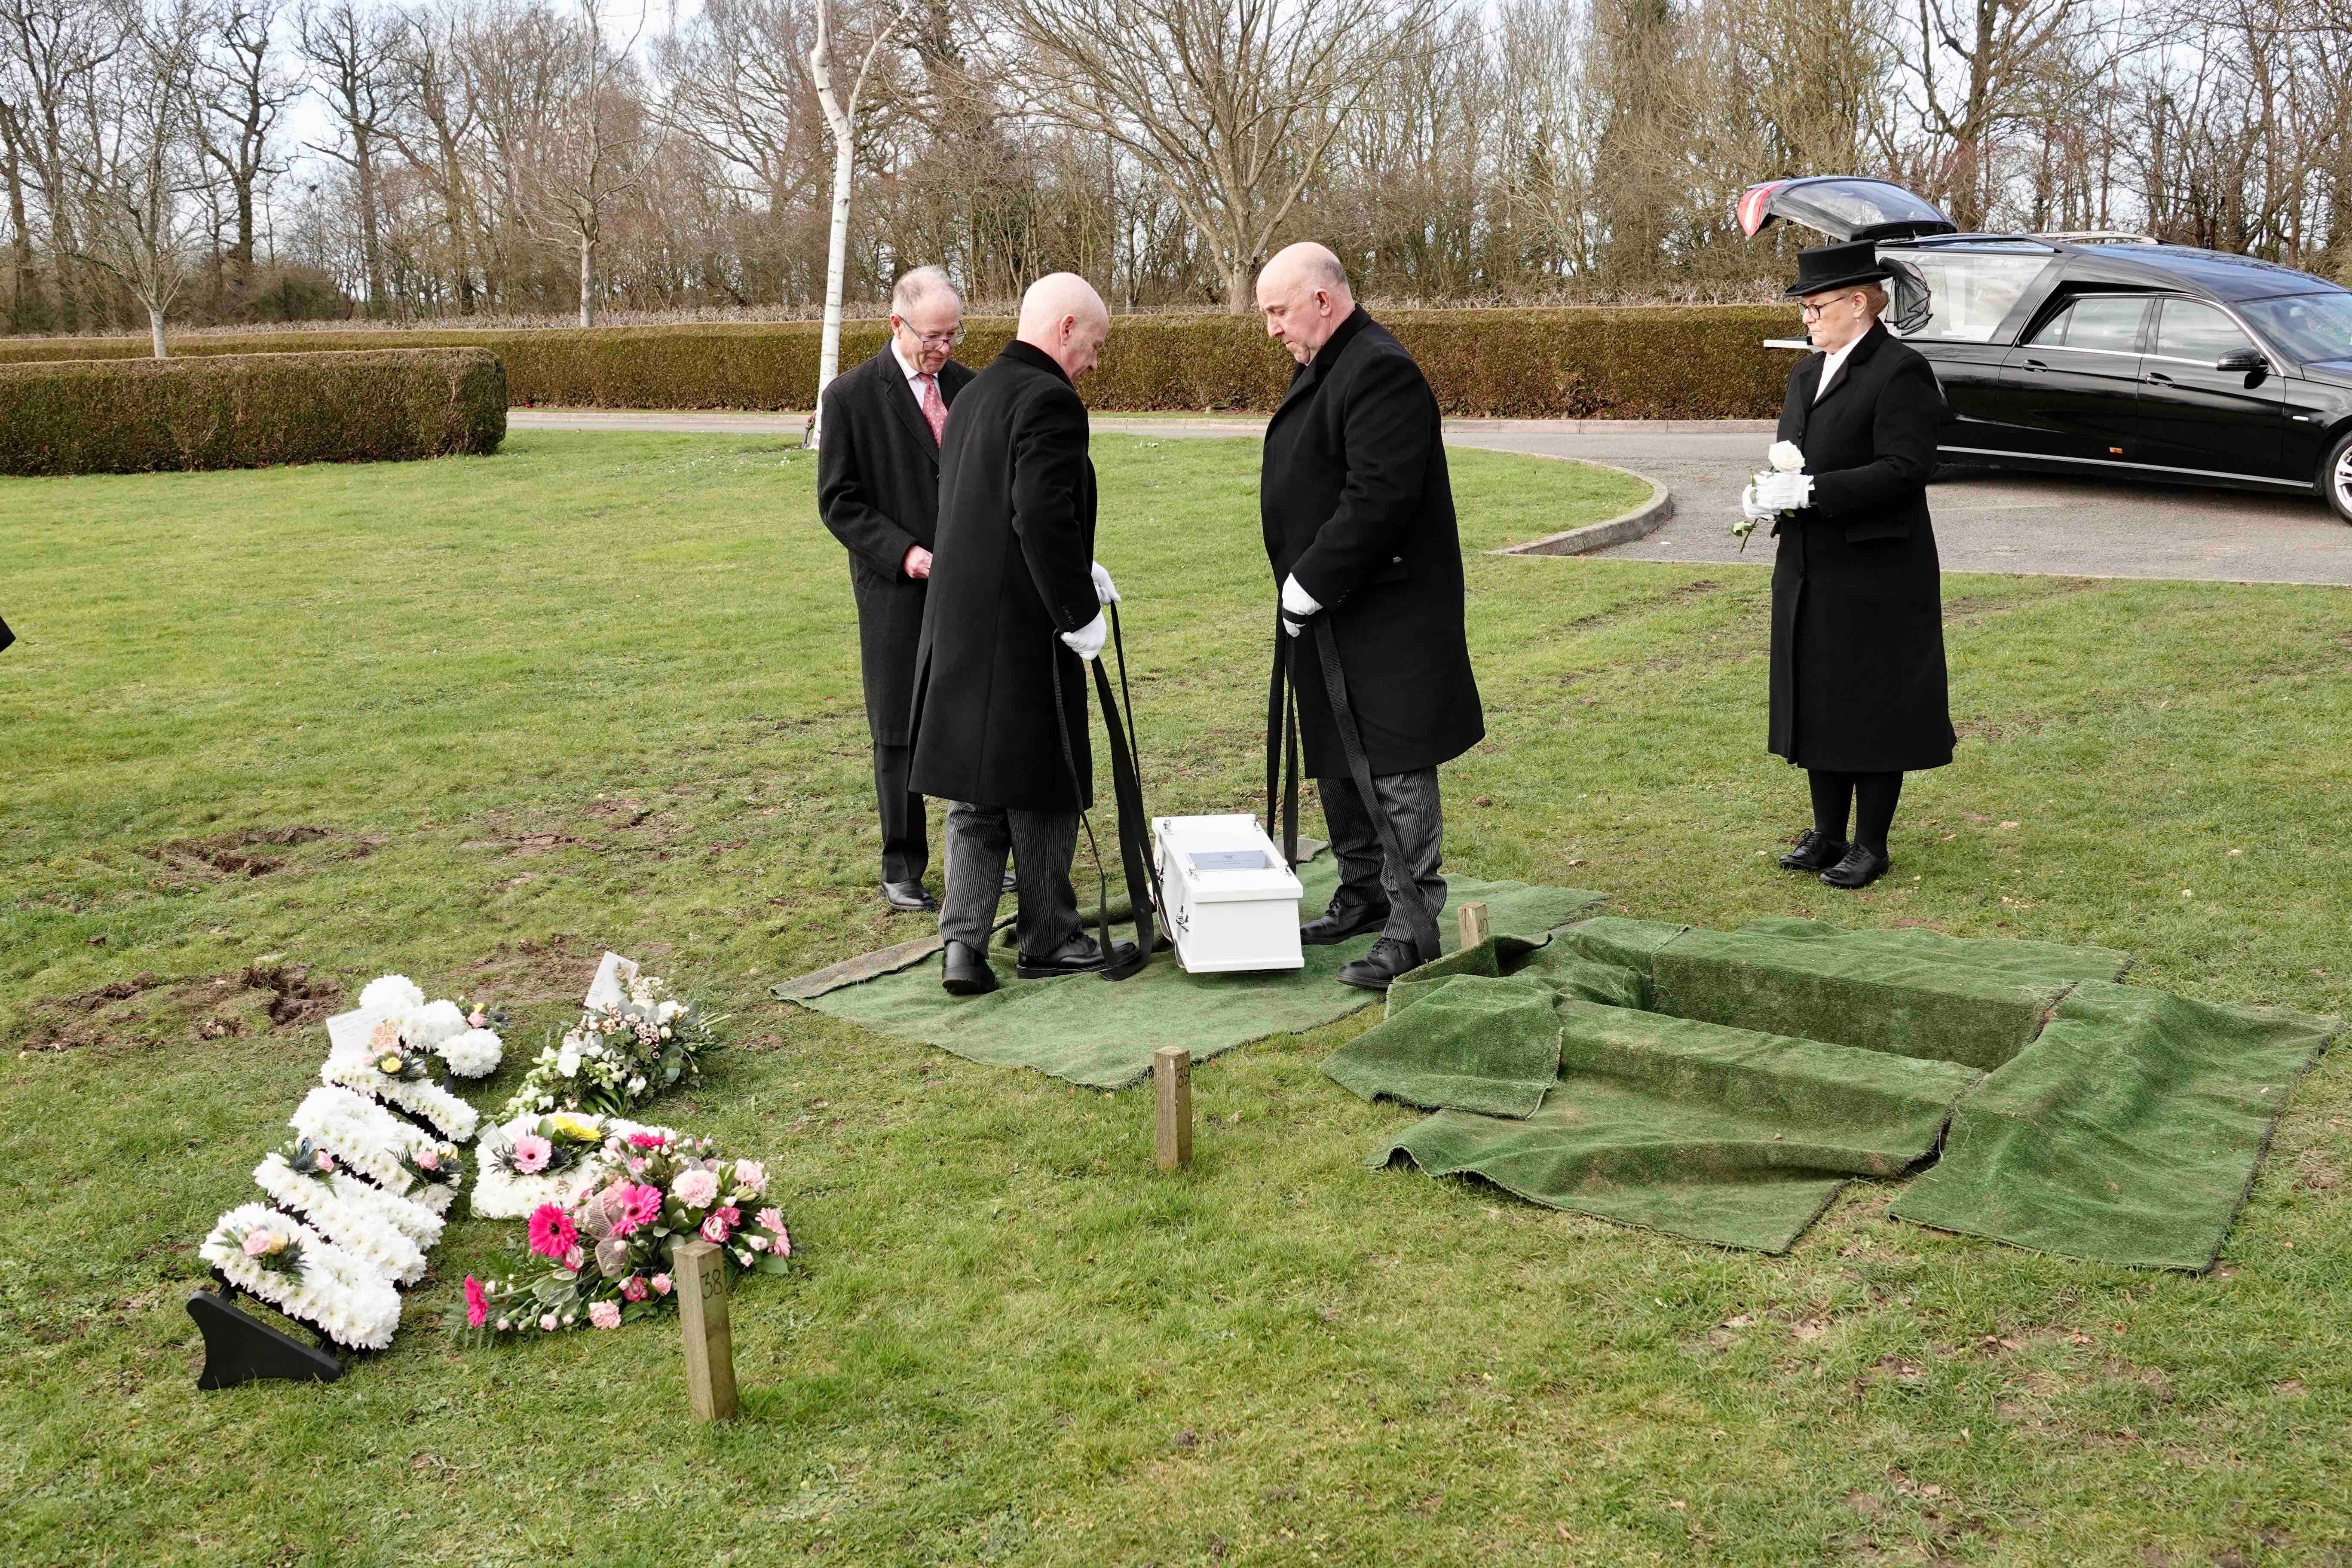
[
  {"left": 1154, "top": 1046, "right": 1193, "bottom": 1170},
  {"left": 677, "top": 1239, "right": 739, "bottom": 1421},
  {"left": 187, "top": 1286, "right": 343, "bottom": 1390}
]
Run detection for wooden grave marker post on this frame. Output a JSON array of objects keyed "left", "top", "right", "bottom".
[
  {"left": 1155, "top": 1044, "right": 1193, "bottom": 1170},
  {"left": 676, "top": 1238, "right": 739, "bottom": 1421},
  {"left": 1458, "top": 900, "right": 1491, "bottom": 952}
]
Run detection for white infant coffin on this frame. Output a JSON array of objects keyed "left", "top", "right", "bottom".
[{"left": 1152, "top": 813, "right": 1305, "bottom": 974}]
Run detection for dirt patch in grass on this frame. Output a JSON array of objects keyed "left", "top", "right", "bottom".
[
  {"left": 463, "top": 933, "right": 602, "bottom": 1006},
  {"left": 15, "top": 962, "right": 343, "bottom": 1054},
  {"left": 147, "top": 825, "right": 333, "bottom": 879}
]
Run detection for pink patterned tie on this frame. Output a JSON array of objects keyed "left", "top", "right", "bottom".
[{"left": 918, "top": 374, "right": 948, "bottom": 446}]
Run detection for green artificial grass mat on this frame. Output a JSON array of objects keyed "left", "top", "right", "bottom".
[
  {"left": 1373, "top": 997, "right": 1983, "bottom": 1253},
  {"left": 784, "top": 858, "right": 1604, "bottom": 1088},
  {"left": 1893, "top": 979, "right": 2338, "bottom": 1269},
  {"left": 1324, "top": 973, "right": 1568, "bottom": 1117}
]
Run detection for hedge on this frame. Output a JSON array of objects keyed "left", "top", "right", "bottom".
[
  {"left": 0, "top": 348, "right": 506, "bottom": 476},
  {"left": 0, "top": 306, "right": 1794, "bottom": 420}
]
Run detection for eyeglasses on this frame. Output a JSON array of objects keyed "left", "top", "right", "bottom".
[
  {"left": 895, "top": 320, "right": 965, "bottom": 347},
  {"left": 1799, "top": 295, "right": 1859, "bottom": 320}
]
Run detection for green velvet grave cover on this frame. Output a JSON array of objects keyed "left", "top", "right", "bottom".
[{"left": 1892, "top": 981, "right": 2337, "bottom": 1270}]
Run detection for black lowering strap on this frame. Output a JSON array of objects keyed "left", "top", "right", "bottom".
[
  {"left": 1265, "top": 614, "right": 1443, "bottom": 963},
  {"left": 1049, "top": 603, "right": 1159, "bottom": 981}
]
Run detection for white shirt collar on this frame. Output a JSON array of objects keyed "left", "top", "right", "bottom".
[
  {"left": 1814, "top": 335, "right": 1862, "bottom": 401},
  {"left": 891, "top": 338, "right": 929, "bottom": 386}
]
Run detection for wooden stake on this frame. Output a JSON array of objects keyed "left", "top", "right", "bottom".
[
  {"left": 676, "top": 1239, "right": 738, "bottom": 1422},
  {"left": 1154, "top": 1045, "right": 1192, "bottom": 1170},
  {"left": 1457, "top": 900, "right": 1491, "bottom": 952}
]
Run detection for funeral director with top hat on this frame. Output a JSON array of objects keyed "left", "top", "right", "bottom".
[
  {"left": 1744, "top": 239, "right": 1955, "bottom": 891},
  {"left": 815, "top": 265, "right": 978, "bottom": 915},
  {"left": 908, "top": 273, "right": 1136, "bottom": 998},
  {"left": 1257, "top": 243, "right": 1485, "bottom": 993}
]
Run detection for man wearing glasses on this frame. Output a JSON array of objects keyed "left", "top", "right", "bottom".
[{"left": 817, "top": 266, "right": 979, "bottom": 914}]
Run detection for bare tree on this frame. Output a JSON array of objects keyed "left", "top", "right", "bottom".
[
  {"left": 194, "top": 0, "right": 294, "bottom": 304},
  {"left": 74, "top": 0, "right": 210, "bottom": 354},
  {"left": 298, "top": 0, "right": 408, "bottom": 314},
  {"left": 518, "top": 0, "right": 655, "bottom": 327},
  {"left": 1882, "top": 0, "right": 2095, "bottom": 228},
  {"left": 1000, "top": 0, "right": 1446, "bottom": 310},
  {"left": 388, "top": 0, "right": 482, "bottom": 314},
  {"left": 804, "top": 0, "right": 907, "bottom": 442},
  {"left": 3, "top": 0, "right": 122, "bottom": 330}
]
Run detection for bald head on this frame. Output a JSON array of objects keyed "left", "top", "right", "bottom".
[
  {"left": 1256, "top": 244, "right": 1355, "bottom": 364},
  {"left": 1018, "top": 272, "right": 1110, "bottom": 382}
]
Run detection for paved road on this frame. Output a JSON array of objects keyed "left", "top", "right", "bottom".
[{"left": 509, "top": 409, "right": 2352, "bottom": 586}]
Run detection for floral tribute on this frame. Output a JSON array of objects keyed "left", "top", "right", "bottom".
[
  {"left": 497, "top": 953, "right": 722, "bottom": 1122},
  {"left": 253, "top": 1140, "right": 434, "bottom": 1285},
  {"left": 462, "top": 1129, "right": 790, "bottom": 1341},
  {"left": 199, "top": 1203, "right": 403, "bottom": 1351},
  {"left": 354, "top": 973, "right": 506, "bottom": 1081},
  {"left": 471, "top": 1110, "right": 668, "bottom": 1220},
  {"left": 290, "top": 1085, "right": 467, "bottom": 1217},
  {"left": 322, "top": 1021, "right": 482, "bottom": 1143}
]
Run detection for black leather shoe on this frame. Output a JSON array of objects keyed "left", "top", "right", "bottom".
[
  {"left": 1015, "top": 932, "right": 1139, "bottom": 980},
  {"left": 941, "top": 939, "right": 998, "bottom": 996},
  {"left": 882, "top": 880, "right": 938, "bottom": 913},
  {"left": 1337, "top": 936, "right": 1429, "bottom": 992},
  {"left": 1302, "top": 894, "right": 1391, "bottom": 946},
  {"left": 1821, "top": 845, "right": 1890, "bottom": 889},
  {"left": 1777, "top": 830, "right": 1850, "bottom": 872}
]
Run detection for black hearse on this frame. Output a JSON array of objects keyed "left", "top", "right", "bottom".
[{"left": 1739, "top": 176, "right": 2352, "bottom": 523}]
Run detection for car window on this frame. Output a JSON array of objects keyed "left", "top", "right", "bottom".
[
  {"left": 2153, "top": 299, "right": 2251, "bottom": 361},
  {"left": 2238, "top": 291, "right": 2352, "bottom": 366},
  {"left": 1890, "top": 251, "right": 2053, "bottom": 342},
  {"left": 2032, "top": 296, "right": 2148, "bottom": 352}
]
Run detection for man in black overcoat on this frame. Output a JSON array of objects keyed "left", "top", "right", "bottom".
[
  {"left": 816, "top": 266, "right": 978, "bottom": 913},
  {"left": 1747, "top": 239, "right": 1956, "bottom": 889},
  {"left": 1256, "top": 243, "right": 1485, "bottom": 992},
  {"left": 908, "top": 273, "right": 1133, "bottom": 996}
]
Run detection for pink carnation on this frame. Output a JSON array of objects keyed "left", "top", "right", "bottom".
[
  {"left": 700, "top": 1213, "right": 732, "bottom": 1244},
  {"left": 621, "top": 1274, "right": 649, "bottom": 1302},
  {"left": 315, "top": 1150, "right": 335, "bottom": 1172},
  {"left": 241, "top": 1230, "right": 275, "bottom": 1258},
  {"left": 511, "top": 1134, "right": 552, "bottom": 1174},
  {"left": 773, "top": 1224, "right": 791, "bottom": 1258},
  {"left": 756, "top": 1207, "right": 785, "bottom": 1234},
  {"left": 588, "top": 1301, "right": 622, "bottom": 1329},
  {"left": 612, "top": 1183, "right": 663, "bottom": 1237},
  {"left": 627, "top": 1130, "right": 668, "bottom": 1149},
  {"left": 650, "top": 1273, "right": 673, "bottom": 1296},
  {"left": 563, "top": 1244, "right": 585, "bottom": 1272},
  {"left": 671, "top": 1167, "right": 719, "bottom": 1208},
  {"left": 527, "top": 1204, "right": 579, "bottom": 1261},
  {"left": 539, "top": 1313, "right": 558, "bottom": 1332},
  {"left": 464, "top": 1276, "right": 489, "bottom": 1329}
]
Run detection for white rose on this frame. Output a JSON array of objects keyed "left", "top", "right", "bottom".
[{"left": 1767, "top": 440, "right": 1806, "bottom": 473}]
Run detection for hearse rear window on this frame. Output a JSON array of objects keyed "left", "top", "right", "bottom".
[{"left": 1890, "top": 251, "right": 2052, "bottom": 341}]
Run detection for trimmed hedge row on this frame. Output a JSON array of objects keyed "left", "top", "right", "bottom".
[
  {"left": 0, "top": 306, "right": 1793, "bottom": 419},
  {"left": 0, "top": 348, "right": 506, "bottom": 475}
]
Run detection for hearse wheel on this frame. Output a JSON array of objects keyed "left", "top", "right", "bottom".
[{"left": 2326, "top": 429, "right": 2352, "bottom": 526}]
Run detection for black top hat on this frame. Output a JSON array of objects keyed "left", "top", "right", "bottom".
[{"left": 1784, "top": 239, "right": 1891, "bottom": 298}]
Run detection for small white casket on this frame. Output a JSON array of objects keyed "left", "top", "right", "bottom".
[{"left": 1152, "top": 813, "right": 1305, "bottom": 974}]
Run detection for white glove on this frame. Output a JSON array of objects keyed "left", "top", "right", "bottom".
[
  {"left": 1280, "top": 573, "right": 1318, "bottom": 638},
  {"left": 1090, "top": 561, "right": 1120, "bottom": 605},
  {"left": 1060, "top": 611, "right": 1107, "bottom": 662},
  {"left": 1740, "top": 482, "right": 1776, "bottom": 523},
  {"left": 1755, "top": 472, "right": 1815, "bottom": 511}
]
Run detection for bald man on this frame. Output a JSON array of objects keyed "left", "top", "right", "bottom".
[
  {"left": 1258, "top": 243, "right": 1484, "bottom": 992},
  {"left": 908, "top": 273, "right": 1135, "bottom": 996}
]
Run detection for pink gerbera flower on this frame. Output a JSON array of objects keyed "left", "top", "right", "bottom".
[
  {"left": 464, "top": 1276, "right": 489, "bottom": 1329},
  {"left": 612, "top": 1182, "right": 663, "bottom": 1237},
  {"left": 511, "top": 1134, "right": 553, "bottom": 1174},
  {"left": 527, "top": 1204, "right": 579, "bottom": 1261},
  {"left": 627, "top": 1130, "right": 668, "bottom": 1149}
]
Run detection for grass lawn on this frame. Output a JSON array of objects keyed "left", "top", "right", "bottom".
[{"left": 3, "top": 430, "right": 2349, "bottom": 1566}]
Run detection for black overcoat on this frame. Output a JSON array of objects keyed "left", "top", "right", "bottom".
[
  {"left": 1261, "top": 308, "right": 1484, "bottom": 778},
  {"left": 815, "top": 347, "right": 975, "bottom": 747},
  {"left": 907, "top": 340, "right": 1101, "bottom": 813},
  {"left": 1767, "top": 321, "right": 1956, "bottom": 773}
]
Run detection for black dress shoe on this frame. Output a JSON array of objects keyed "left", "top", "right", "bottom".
[
  {"left": 941, "top": 939, "right": 998, "bottom": 996},
  {"left": 882, "top": 880, "right": 938, "bottom": 913},
  {"left": 1301, "top": 894, "right": 1391, "bottom": 946},
  {"left": 1337, "top": 936, "right": 1429, "bottom": 992},
  {"left": 1015, "top": 932, "right": 1139, "bottom": 980},
  {"left": 1777, "top": 830, "right": 1850, "bottom": 872},
  {"left": 1821, "top": 845, "right": 1890, "bottom": 889}
]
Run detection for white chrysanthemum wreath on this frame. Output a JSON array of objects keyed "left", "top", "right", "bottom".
[
  {"left": 290, "top": 1086, "right": 466, "bottom": 1216},
  {"left": 198, "top": 1203, "right": 402, "bottom": 1351},
  {"left": 353, "top": 974, "right": 506, "bottom": 1081},
  {"left": 472, "top": 1112, "right": 671, "bottom": 1220},
  {"left": 322, "top": 1023, "right": 482, "bottom": 1143},
  {"left": 253, "top": 1146, "right": 432, "bottom": 1286}
]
